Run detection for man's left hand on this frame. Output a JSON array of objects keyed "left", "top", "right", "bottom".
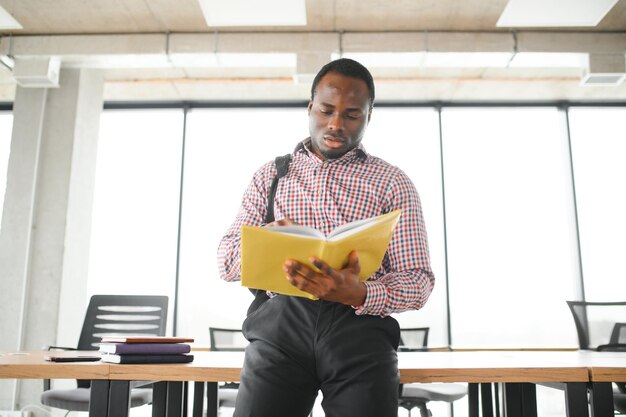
[{"left": 283, "top": 250, "right": 367, "bottom": 306}]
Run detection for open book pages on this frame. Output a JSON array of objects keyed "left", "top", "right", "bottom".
[
  {"left": 240, "top": 210, "right": 401, "bottom": 299},
  {"left": 268, "top": 211, "right": 398, "bottom": 241}
]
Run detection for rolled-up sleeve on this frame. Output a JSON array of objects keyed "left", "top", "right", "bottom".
[{"left": 217, "top": 162, "right": 274, "bottom": 282}]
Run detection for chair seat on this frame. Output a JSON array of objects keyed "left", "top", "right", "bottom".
[
  {"left": 218, "top": 387, "right": 238, "bottom": 408},
  {"left": 401, "top": 383, "right": 467, "bottom": 402},
  {"left": 41, "top": 387, "right": 152, "bottom": 411},
  {"left": 615, "top": 392, "right": 626, "bottom": 413}
]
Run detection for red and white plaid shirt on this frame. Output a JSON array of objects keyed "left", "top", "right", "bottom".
[{"left": 217, "top": 138, "right": 434, "bottom": 317}]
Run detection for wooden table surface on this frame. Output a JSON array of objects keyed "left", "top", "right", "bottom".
[
  {"left": 4, "top": 349, "right": 623, "bottom": 417},
  {"left": 397, "top": 351, "right": 593, "bottom": 383},
  {"left": 5, "top": 349, "right": 622, "bottom": 383},
  {"left": 0, "top": 350, "right": 109, "bottom": 379}
]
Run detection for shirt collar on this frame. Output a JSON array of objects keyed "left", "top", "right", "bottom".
[{"left": 295, "top": 138, "right": 369, "bottom": 163}]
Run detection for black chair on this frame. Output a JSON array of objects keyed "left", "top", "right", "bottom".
[
  {"left": 40, "top": 294, "right": 168, "bottom": 412},
  {"left": 209, "top": 327, "right": 249, "bottom": 352},
  {"left": 398, "top": 328, "right": 467, "bottom": 417},
  {"left": 566, "top": 300, "right": 626, "bottom": 414},
  {"left": 207, "top": 327, "right": 248, "bottom": 409}
]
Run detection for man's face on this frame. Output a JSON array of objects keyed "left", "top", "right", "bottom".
[{"left": 307, "top": 72, "right": 372, "bottom": 160}]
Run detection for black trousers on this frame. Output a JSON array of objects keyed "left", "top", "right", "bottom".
[{"left": 234, "top": 295, "right": 401, "bottom": 417}]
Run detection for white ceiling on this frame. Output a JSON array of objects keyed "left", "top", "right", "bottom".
[{"left": 0, "top": 0, "right": 625, "bottom": 102}]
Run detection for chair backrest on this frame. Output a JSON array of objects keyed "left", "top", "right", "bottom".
[
  {"left": 399, "top": 327, "right": 429, "bottom": 352},
  {"left": 73, "top": 294, "right": 168, "bottom": 389},
  {"left": 610, "top": 323, "right": 626, "bottom": 344},
  {"left": 78, "top": 294, "right": 169, "bottom": 350},
  {"left": 209, "top": 327, "right": 248, "bottom": 351},
  {"left": 566, "top": 301, "right": 626, "bottom": 350}
]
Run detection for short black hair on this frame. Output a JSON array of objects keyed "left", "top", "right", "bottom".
[{"left": 310, "top": 58, "right": 375, "bottom": 108}]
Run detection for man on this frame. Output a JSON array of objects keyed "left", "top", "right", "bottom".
[{"left": 217, "top": 58, "right": 434, "bottom": 417}]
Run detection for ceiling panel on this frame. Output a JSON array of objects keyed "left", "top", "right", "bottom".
[
  {"left": 0, "top": 0, "right": 625, "bottom": 101},
  {"left": 2, "top": 0, "right": 624, "bottom": 34}
]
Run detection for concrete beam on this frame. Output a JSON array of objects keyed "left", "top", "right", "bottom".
[
  {"left": 2, "top": 32, "right": 625, "bottom": 64},
  {"left": 517, "top": 32, "right": 626, "bottom": 54}
]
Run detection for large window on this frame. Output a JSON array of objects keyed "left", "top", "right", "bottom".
[
  {"left": 442, "top": 107, "right": 579, "bottom": 348},
  {"left": 87, "top": 109, "right": 184, "bottom": 334},
  {"left": 177, "top": 107, "right": 308, "bottom": 345},
  {"left": 85, "top": 104, "right": 626, "bottom": 346},
  {"left": 81, "top": 103, "right": 626, "bottom": 417},
  {"left": 365, "top": 107, "right": 448, "bottom": 347},
  {"left": 569, "top": 107, "right": 626, "bottom": 301},
  {"left": 0, "top": 112, "right": 12, "bottom": 226}
]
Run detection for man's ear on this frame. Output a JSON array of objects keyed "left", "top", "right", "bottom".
[
  {"left": 307, "top": 100, "right": 313, "bottom": 115},
  {"left": 367, "top": 108, "right": 372, "bottom": 124}
]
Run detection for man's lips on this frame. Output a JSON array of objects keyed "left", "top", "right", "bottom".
[{"left": 323, "top": 135, "right": 346, "bottom": 148}]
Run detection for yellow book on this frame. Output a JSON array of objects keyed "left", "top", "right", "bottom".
[{"left": 240, "top": 210, "right": 402, "bottom": 299}]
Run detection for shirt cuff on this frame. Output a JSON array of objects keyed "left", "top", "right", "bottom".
[{"left": 352, "top": 280, "right": 387, "bottom": 316}]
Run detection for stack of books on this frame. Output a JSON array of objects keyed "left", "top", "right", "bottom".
[{"left": 98, "top": 336, "right": 195, "bottom": 364}]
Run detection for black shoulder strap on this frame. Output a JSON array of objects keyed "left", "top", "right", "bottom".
[
  {"left": 249, "top": 154, "right": 292, "bottom": 307},
  {"left": 265, "top": 154, "right": 292, "bottom": 224}
]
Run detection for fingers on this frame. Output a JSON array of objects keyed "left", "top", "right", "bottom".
[
  {"left": 283, "top": 253, "right": 358, "bottom": 283},
  {"left": 346, "top": 250, "right": 361, "bottom": 274},
  {"left": 283, "top": 260, "right": 320, "bottom": 296},
  {"left": 310, "top": 257, "right": 337, "bottom": 277},
  {"left": 283, "top": 260, "right": 316, "bottom": 281},
  {"left": 266, "top": 217, "right": 298, "bottom": 227}
]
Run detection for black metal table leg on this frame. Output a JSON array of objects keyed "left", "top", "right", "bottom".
[
  {"left": 152, "top": 382, "right": 168, "bottom": 417},
  {"left": 504, "top": 383, "right": 538, "bottom": 417},
  {"left": 167, "top": 381, "right": 184, "bottom": 417},
  {"left": 89, "top": 380, "right": 110, "bottom": 417},
  {"left": 564, "top": 382, "right": 589, "bottom": 417},
  {"left": 495, "top": 383, "right": 501, "bottom": 417},
  {"left": 109, "top": 380, "right": 131, "bottom": 417},
  {"left": 183, "top": 382, "right": 188, "bottom": 417},
  {"left": 588, "top": 382, "right": 614, "bottom": 417},
  {"left": 192, "top": 382, "right": 205, "bottom": 417},
  {"left": 505, "top": 383, "right": 523, "bottom": 417},
  {"left": 481, "top": 383, "right": 494, "bottom": 417},
  {"left": 520, "top": 383, "right": 537, "bottom": 417},
  {"left": 206, "top": 382, "right": 218, "bottom": 417}
]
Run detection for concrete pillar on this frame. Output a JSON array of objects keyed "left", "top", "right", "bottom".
[{"left": 0, "top": 68, "right": 104, "bottom": 410}]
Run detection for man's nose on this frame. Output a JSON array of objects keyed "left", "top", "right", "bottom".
[{"left": 328, "top": 113, "right": 344, "bottom": 131}]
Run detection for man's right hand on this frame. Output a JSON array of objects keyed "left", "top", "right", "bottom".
[{"left": 265, "top": 218, "right": 299, "bottom": 227}]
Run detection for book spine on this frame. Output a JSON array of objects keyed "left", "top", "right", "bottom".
[{"left": 100, "top": 343, "right": 191, "bottom": 355}]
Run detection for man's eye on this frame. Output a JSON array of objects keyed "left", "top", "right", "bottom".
[
  {"left": 320, "top": 109, "right": 332, "bottom": 115},
  {"left": 346, "top": 114, "right": 360, "bottom": 120}
]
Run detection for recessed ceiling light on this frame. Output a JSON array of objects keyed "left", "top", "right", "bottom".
[
  {"left": 497, "top": 0, "right": 619, "bottom": 27},
  {"left": 0, "top": 5, "right": 23, "bottom": 29},
  {"left": 197, "top": 0, "right": 306, "bottom": 27}
]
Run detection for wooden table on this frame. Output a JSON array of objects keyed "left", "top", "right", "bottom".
[
  {"left": 2, "top": 350, "right": 624, "bottom": 417},
  {"left": 561, "top": 350, "right": 626, "bottom": 417},
  {"left": 397, "top": 351, "right": 592, "bottom": 417}
]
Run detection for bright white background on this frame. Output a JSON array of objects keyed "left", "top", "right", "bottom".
[
  {"left": 0, "top": 112, "right": 12, "bottom": 227},
  {"left": 2, "top": 105, "right": 625, "bottom": 417},
  {"left": 177, "top": 107, "right": 308, "bottom": 345},
  {"left": 569, "top": 107, "right": 626, "bottom": 301},
  {"left": 87, "top": 109, "right": 184, "bottom": 334},
  {"left": 442, "top": 107, "right": 579, "bottom": 349}
]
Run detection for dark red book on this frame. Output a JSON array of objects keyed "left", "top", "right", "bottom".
[{"left": 100, "top": 336, "right": 194, "bottom": 344}]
